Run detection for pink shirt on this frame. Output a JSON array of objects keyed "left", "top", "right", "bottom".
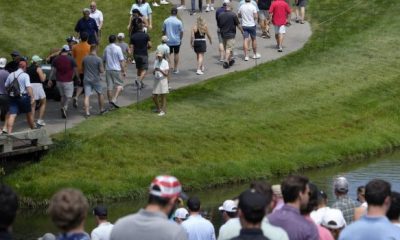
[
  {"left": 269, "top": 0, "right": 291, "bottom": 26},
  {"left": 305, "top": 216, "right": 334, "bottom": 240}
]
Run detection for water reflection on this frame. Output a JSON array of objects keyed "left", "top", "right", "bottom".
[{"left": 13, "top": 152, "right": 400, "bottom": 239}]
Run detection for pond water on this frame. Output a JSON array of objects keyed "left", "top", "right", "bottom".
[{"left": 11, "top": 152, "right": 400, "bottom": 239}]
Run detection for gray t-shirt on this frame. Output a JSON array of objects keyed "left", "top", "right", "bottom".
[
  {"left": 82, "top": 54, "right": 103, "bottom": 82},
  {"left": 110, "top": 209, "right": 188, "bottom": 240},
  {"left": 116, "top": 42, "right": 129, "bottom": 59}
]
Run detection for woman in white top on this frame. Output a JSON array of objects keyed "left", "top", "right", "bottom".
[{"left": 152, "top": 51, "right": 169, "bottom": 116}]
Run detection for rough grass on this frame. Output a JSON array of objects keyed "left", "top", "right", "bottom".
[
  {"left": 0, "top": 0, "right": 170, "bottom": 59},
  {"left": 4, "top": 0, "right": 400, "bottom": 203}
]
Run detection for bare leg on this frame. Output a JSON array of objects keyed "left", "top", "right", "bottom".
[
  {"left": 107, "top": 90, "right": 113, "bottom": 102},
  {"left": 38, "top": 98, "right": 46, "bottom": 121},
  {"left": 26, "top": 112, "right": 35, "bottom": 129},
  {"left": 251, "top": 37, "right": 257, "bottom": 55},
  {"left": 98, "top": 93, "right": 105, "bottom": 112},
  {"left": 7, "top": 114, "right": 17, "bottom": 133},
  {"left": 160, "top": 94, "right": 167, "bottom": 112},
  {"left": 243, "top": 37, "right": 249, "bottom": 58},
  {"left": 174, "top": 54, "right": 180, "bottom": 71},
  {"left": 31, "top": 101, "right": 37, "bottom": 121},
  {"left": 198, "top": 53, "right": 204, "bottom": 70},
  {"left": 152, "top": 94, "right": 160, "bottom": 112},
  {"left": 113, "top": 86, "right": 123, "bottom": 102},
  {"left": 84, "top": 95, "right": 90, "bottom": 115},
  {"left": 300, "top": 6, "right": 305, "bottom": 22},
  {"left": 219, "top": 42, "right": 225, "bottom": 61}
]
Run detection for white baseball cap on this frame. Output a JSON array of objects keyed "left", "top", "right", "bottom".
[
  {"left": 321, "top": 208, "right": 346, "bottom": 229},
  {"left": 218, "top": 199, "right": 237, "bottom": 212},
  {"left": 117, "top": 33, "right": 125, "bottom": 38},
  {"left": 174, "top": 208, "right": 189, "bottom": 219},
  {"left": 0, "top": 58, "right": 6, "bottom": 68}
]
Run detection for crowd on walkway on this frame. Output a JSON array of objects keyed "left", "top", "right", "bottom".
[
  {"left": 0, "top": 0, "right": 309, "bottom": 133},
  {"left": 1, "top": 175, "right": 400, "bottom": 240}
]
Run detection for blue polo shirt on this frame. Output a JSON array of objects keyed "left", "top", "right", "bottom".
[
  {"left": 162, "top": 16, "right": 183, "bottom": 46},
  {"left": 75, "top": 17, "right": 98, "bottom": 45},
  {"left": 339, "top": 215, "right": 400, "bottom": 240}
]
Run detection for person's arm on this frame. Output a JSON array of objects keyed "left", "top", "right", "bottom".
[
  {"left": 120, "top": 60, "right": 126, "bottom": 77},
  {"left": 190, "top": 27, "right": 195, "bottom": 48},
  {"left": 205, "top": 26, "right": 212, "bottom": 44},
  {"left": 148, "top": 5, "right": 153, "bottom": 29},
  {"left": 253, "top": 9, "right": 258, "bottom": 22},
  {"left": 99, "top": 59, "right": 105, "bottom": 74},
  {"left": 27, "top": 86, "right": 35, "bottom": 104},
  {"left": 36, "top": 67, "right": 46, "bottom": 82},
  {"left": 99, "top": 12, "right": 104, "bottom": 30},
  {"left": 147, "top": 40, "right": 152, "bottom": 49},
  {"left": 128, "top": 15, "right": 133, "bottom": 30}
]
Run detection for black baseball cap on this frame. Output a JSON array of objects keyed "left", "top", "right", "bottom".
[{"left": 93, "top": 206, "right": 108, "bottom": 216}]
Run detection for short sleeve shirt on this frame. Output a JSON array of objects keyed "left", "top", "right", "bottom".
[
  {"left": 269, "top": 0, "right": 291, "bottom": 26},
  {"left": 52, "top": 55, "right": 77, "bottom": 82},
  {"left": 163, "top": 16, "right": 184, "bottom": 46},
  {"left": 83, "top": 54, "right": 103, "bottom": 82},
  {"left": 5, "top": 69, "right": 31, "bottom": 95},
  {"left": 0, "top": 69, "right": 10, "bottom": 94},
  {"left": 238, "top": 2, "right": 258, "bottom": 27},
  {"left": 90, "top": 9, "right": 104, "bottom": 28},
  {"left": 103, "top": 43, "right": 124, "bottom": 71},
  {"left": 72, "top": 41, "right": 91, "bottom": 74},
  {"left": 130, "top": 32, "right": 150, "bottom": 56},
  {"left": 153, "top": 58, "right": 169, "bottom": 80},
  {"left": 156, "top": 43, "right": 170, "bottom": 58},
  {"left": 217, "top": 11, "right": 240, "bottom": 39},
  {"left": 130, "top": 3, "right": 152, "bottom": 18}
]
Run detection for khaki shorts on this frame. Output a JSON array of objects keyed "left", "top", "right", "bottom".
[
  {"left": 223, "top": 38, "right": 235, "bottom": 52},
  {"left": 106, "top": 70, "right": 124, "bottom": 91}
]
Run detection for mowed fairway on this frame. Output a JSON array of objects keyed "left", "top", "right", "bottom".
[{"left": 5, "top": 0, "right": 400, "bottom": 203}]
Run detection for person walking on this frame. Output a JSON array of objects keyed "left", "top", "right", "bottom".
[
  {"left": 26, "top": 55, "right": 47, "bottom": 127},
  {"left": 0, "top": 58, "right": 10, "bottom": 132},
  {"left": 82, "top": 45, "right": 106, "bottom": 117},
  {"left": 103, "top": 35, "right": 126, "bottom": 108},
  {"left": 152, "top": 51, "right": 169, "bottom": 116},
  {"left": 238, "top": 0, "right": 260, "bottom": 61},
  {"left": 75, "top": 8, "right": 99, "bottom": 45},
  {"left": 215, "top": 0, "right": 229, "bottom": 62},
  {"left": 190, "top": 16, "right": 212, "bottom": 75},
  {"left": 257, "top": 0, "right": 272, "bottom": 38},
  {"left": 130, "top": 0, "right": 153, "bottom": 30},
  {"left": 72, "top": 32, "right": 91, "bottom": 109},
  {"left": 4, "top": 60, "right": 35, "bottom": 133},
  {"left": 89, "top": 1, "right": 104, "bottom": 39},
  {"left": 269, "top": 0, "right": 291, "bottom": 52},
  {"left": 50, "top": 45, "right": 80, "bottom": 118},
  {"left": 217, "top": 3, "right": 243, "bottom": 69},
  {"left": 163, "top": 7, "right": 184, "bottom": 74},
  {"left": 110, "top": 175, "right": 188, "bottom": 240},
  {"left": 130, "top": 22, "right": 152, "bottom": 89},
  {"left": 294, "top": 0, "right": 307, "bottom": 24}
]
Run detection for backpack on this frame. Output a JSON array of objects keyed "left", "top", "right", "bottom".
[{"left": 7, "top": 72, "right": 22, "bottom": 98}]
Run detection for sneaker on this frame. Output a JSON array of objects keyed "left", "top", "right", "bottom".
[
  {"left": 223, "top": 62, "right": 230, "bottom": 69},
  {"left": 210, "top": 6, "right": 215, "bottom": 11},
  {"left": 177, "top": 5, "right": 186, "bottom": 9},
  {"left": 278, "top": 46, "right": 283, "bottom": 52},
  {"left": 152, "top": 2, "right": 160, "bottom": 6},
  {"left": 190, "top": 10, "right": 196, "bottom": 15},
  {"left": 201, "top": 65, "right": 205, "bottom": 71},
  {"left": 196, "top": 69, "right": 204, "bottom": 75},
  {"left": 61, "top": 108, "right": 67, "bottom": 119},
  {"left": 84, "top": 113, "right": 91, "bottom": 118},
  {"left": 100, "top": 109, "right": 109, "bottom": 115},
  {"left": 219, "top": 58, "right": 225, "bottom": 62},
  {"left": 36, "top": 119, "right": 46, "bottom": 126},
  {"left": 110, "top": 101, "right": 120, "bottom": 109},
  {"left": 244, "top": 56, "right": 249, "bottom": 61},
  {"left": 252, "top": 53, "right": 261, "bottom": 59},
  {"left": 205, "top": 6, "right": 210, "bottom": 12},
  {"left": 140, "top": 81, "right": 145, "bottom": 89},
  {"left": 173, "top": 69, "right": 179, "bottom": 74},
  {"left": 261, "top": 32, "right": 267, "bottom": 38},
  {"left": 266, "top": 31, "right": 271, "bottom": 38},
  {"left": 131, "top": 59, "right": 136, "bottom": 64},
  {"left": 160, "top": 0, "right": 169, "bottom": 4},
  {"left": 158, "top": 111, "right": 166, "bottom": 116},
  {"left": 73, "top": 98, "right": 78, "bottom": 108},
  {"left": 229, "top": 59, "right": 235, "bottom": 66}
]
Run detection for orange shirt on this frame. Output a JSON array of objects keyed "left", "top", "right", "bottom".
[{"left": 72, "top": 41, "right": 91, "bottom": 74}]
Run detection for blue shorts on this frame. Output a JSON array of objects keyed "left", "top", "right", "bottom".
[
  {"left": 84, "top": 80, "right": 103, "bottom": 96},
  {"left": 243, "top": 26, "right": 257, "bottom": 39},
  {"left": 9, "top": 95, "right": 31, "bottom": 114}
]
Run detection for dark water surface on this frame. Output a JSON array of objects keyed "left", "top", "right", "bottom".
[{"left": 12, "top": 152, "right": 400, "bottom": 239}]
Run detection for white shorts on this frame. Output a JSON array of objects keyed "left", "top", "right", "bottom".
[
  {"left": 31, "top": 83, "right": 46, "bottom": 100},
  {"left": 152, "top": 78, "right": 169, "bottom": 95},
  {"left": 274, "top": 25, "right": 286, "bottom": 34}
]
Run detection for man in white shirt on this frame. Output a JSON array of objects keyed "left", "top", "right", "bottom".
[
  {"left": 103, "top": 35, "right": 126, "bottom": 108},
  {"left": 182, "top": 197, "right": 216, "bottom": 240},
  {"left": 238, "top": 0, "right": 260, "bottom": 61},
  {"left": 89, "top": 1, "right": 104, "bottom": 38},
  {"left": 91, "top": 206, "right": 114, "bottom": 240}
]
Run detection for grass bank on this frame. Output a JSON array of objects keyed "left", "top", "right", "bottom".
[
  {"left": 4, "top": 0, "right": 400, "bottom": 205},
  {"left": 0, "top": 0, "right": 170, "bottom": 59}
]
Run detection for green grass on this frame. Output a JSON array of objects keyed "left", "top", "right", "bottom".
[
  {"left": 0, "top": 0, "right": 170, "bottom": 59},
  {"left": 4, "top": 0, "right": 400, "bottom": 204}
]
